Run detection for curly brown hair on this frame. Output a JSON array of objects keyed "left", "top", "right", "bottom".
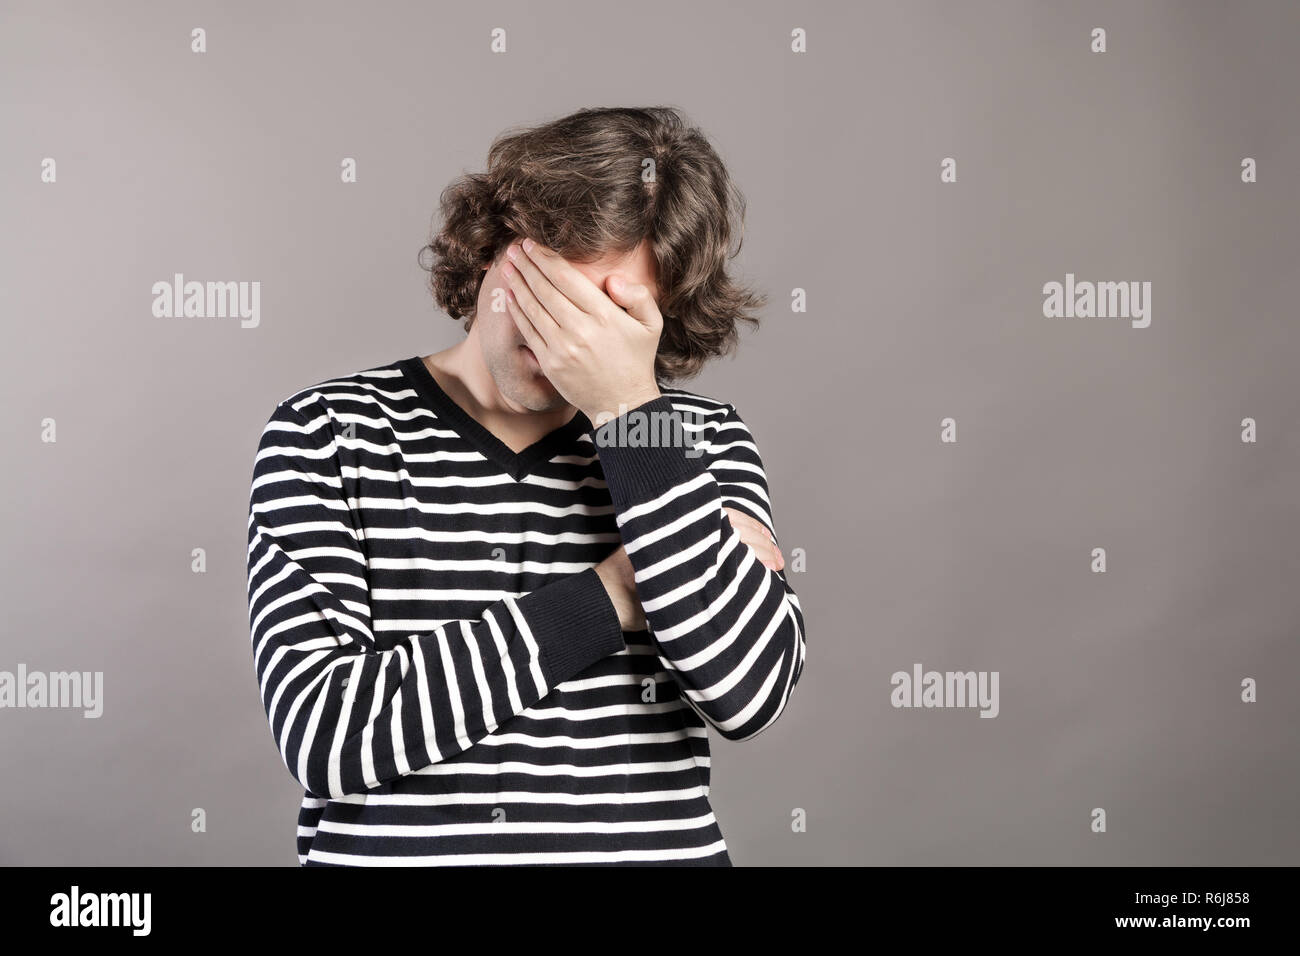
[{"left": 417, "top": 106, "right": 766, "bottom": 384}]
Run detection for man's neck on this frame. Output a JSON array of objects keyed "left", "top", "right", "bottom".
[{"left": 421, "top": 337, "right": 577, "bottom": 454}]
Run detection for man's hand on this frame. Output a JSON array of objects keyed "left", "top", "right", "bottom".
[
  {"left": 595, "top": 508, "right": 784, "bottom": 632},
  {"left": 594, "top": 545, "right": 646, "bottom": 632},
  {"left": 724, "top": 507, "right": 785, "bottom": 572},
  {"left": 500, "top": 237, "right": 662, "bottom": 422}
]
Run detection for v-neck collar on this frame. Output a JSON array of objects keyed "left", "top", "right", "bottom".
[{"left": 397, "top": 355, "right": 593, "bottom": 481}]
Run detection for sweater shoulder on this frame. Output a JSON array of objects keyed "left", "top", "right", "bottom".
[
  {"left": 658, "top": 386, "right": 737, "bottom": 420},
  {"left": 657, "top": 386, "right": 753, "bottom": 443},
  {"left": 271, "top": 357, "right": 410, "bottom": 419}
]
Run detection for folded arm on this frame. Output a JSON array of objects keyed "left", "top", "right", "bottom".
[
  {"left": 246, "top": 398, "right": 626, "bottom": 799},
  {"left": 593, "top": 396, "right": 806, "bottom": 741}
]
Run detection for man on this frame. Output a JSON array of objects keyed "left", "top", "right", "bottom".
[{"left": 245, "top": 106, "right": 806, "bottom": 865}]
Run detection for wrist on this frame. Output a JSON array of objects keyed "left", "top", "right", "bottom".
[
  {"left": 582, "top": 384, "right": 661, "bottom": 425},
  {"left": 592, "top": 562, "right": 631, "bottom": 630},
  {"left": 590, "top": 394, "right": 706, "bottom": 511}
]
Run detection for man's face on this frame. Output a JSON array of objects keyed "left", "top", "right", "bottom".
[{"left": 471, "top": 239, "right": 660, "bottom": 412}]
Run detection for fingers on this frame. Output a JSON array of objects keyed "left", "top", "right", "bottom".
[
  {"left": 515, "top": 237, "right": 607, "bottom": 319},
  {"left": 724, "top": 506, "right": 776, "bottom": 543},
  {"left": 503, "top": 284, "right": 548, "bottom": 356},
  {"left": 606, "top": 275, "right": 664, "bottom": 335},
  {"left": 722, "top": 507, "right": 784, "bottom": 572},
  {"left": 504, "top": 242, "right": 565, "bottom": 338}
]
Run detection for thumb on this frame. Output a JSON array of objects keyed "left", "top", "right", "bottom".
[{"left": 608, "top": 275, "right": 662, "bottom": 332}]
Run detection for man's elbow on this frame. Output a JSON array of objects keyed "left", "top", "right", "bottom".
[
  {"left": 290, "top": 749, "right": 338, "bottom": 801},
  {"left": 713, "top": 693, "right": 797, "bottom": 742},
  {"left": 712, "top": 632, "right": 805, "bottom": 742}
]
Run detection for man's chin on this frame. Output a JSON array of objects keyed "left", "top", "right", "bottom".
[{"left": 508, "top": 378, "right": 567, "bottom": 413}]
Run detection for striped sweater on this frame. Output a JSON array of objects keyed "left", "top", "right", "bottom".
[{"left": 244, "top": 354, "right": 806, "bottom": 865}]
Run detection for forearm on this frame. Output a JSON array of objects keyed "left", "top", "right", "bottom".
[
  {"left": 252, "top": 557, "right": 626, "bottom": 799},
  {"left": 593, "top": 397, "right": 806, "bottom": 739}
]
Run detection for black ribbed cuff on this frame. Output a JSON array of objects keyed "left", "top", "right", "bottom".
[
  {"left": 590, "top": 396, "right": 705, "bottom": 512},
  {"left": 517, "top": 568, "right": 627, "bottom": 685}
]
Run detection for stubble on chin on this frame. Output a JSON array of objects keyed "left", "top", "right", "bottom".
[
  {"left": 513, "top": 381, "right": 568, "bottom": 413},
  {"left": 486, "top": 353, "right": 565, "bottom": 413}
]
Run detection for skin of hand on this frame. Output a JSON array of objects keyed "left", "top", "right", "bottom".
[
  {"left": 500, "top": 237, "right": 663, "bottom": 422},
  {"left": 722, "top": 507, "right": 785, "bottom": 571},
  {"left": 593, "top": 547, "right": 647, "bottom": 632},
  {"left": 594, "top": 508, "right": 786, "bottom": 632}
]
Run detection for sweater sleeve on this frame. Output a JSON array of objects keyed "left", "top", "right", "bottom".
[
  {"left": 246, "top": 398, "right": 626, "bottom": 800},
  {"left": 592, "top": 395, "right": 806, "bottom": 741}
]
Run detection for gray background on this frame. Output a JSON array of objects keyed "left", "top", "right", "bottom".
[{"left": 2, "top": 0, "right": 1297, "bottom": 865}]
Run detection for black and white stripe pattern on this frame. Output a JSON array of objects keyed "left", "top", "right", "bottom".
[{"left": 245, "top": 355, "right": 805, "bottom": 865}]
